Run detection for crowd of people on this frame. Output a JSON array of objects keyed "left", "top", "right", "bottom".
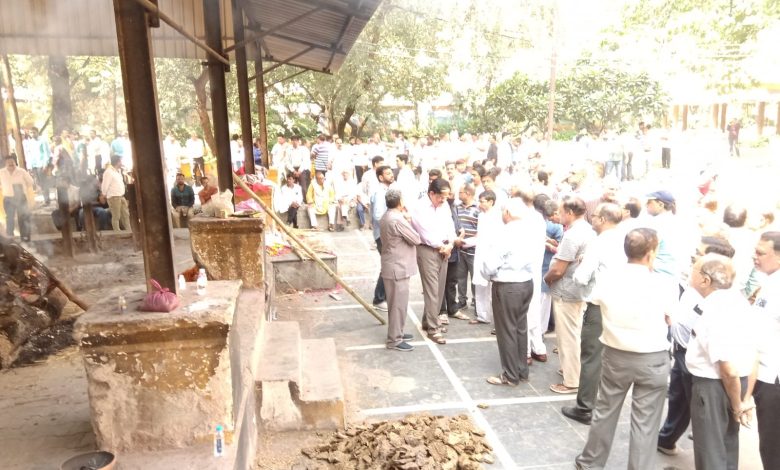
[{"left": 269, "top": 127, "right": 778, "bottom": 470}]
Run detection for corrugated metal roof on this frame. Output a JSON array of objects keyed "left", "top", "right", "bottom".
[{"left": 0, "top": 0, "right": 381, "bottom": 73}]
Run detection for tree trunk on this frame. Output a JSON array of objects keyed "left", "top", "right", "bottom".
[
  {"left": 48, "top": 55, "right": 73, "bottom": 135},
  {"left": 337, "top": 105, "right": 355, "bottom": 139},
  {"left": 192, "top": 68, "right": 217, "bottom": 156}
]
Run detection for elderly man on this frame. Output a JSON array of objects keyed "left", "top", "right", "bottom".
[
  {"left": 481, "top": 198, "right": 544, "bottom": 386},
  {"left": 0, "top": 155, "right": 35, "bottom": 241},
  {"left": 379, "top": 189, "right": 421, "bottom": 352},
  {"left": 306, "top": 170, "right": 336, "bottom": 231},
  {"left": 544, "top": 197, "right": 595, "bottom": 394},
  {"left": 752, "top": 231, "right": 780, "bottom": 470},
  {"left": 686, "top": 254, "right": 758, "bottom": 470},
  {"left": 561, "top": 202, "right": 626, "bottom": 425},
  {"left": 411, "top": 178, "right": 457, "bottom": 345},
  {"left": 574, "top": 228, "right": 676, "bottom": 470},
  {"left": 170, "top": 172, "right": 195, "bottom": 228}
]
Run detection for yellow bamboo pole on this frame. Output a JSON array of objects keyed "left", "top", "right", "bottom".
[{"left": 233, "top": 173, "right": 385, "bottom": 325}]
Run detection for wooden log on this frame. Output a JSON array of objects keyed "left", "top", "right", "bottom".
[{"left": 232, "top": 173, "right": 385, "bottom": 325}]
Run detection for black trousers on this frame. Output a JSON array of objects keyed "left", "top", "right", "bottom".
[
  {"left": 658, "top": 345, "right": 692, "bottom": 448},
  {"left": 286, "top": 206, "right": 298, "bottom": 228},
  {"left": 492, "top": 280, "right": 533, "bottom": 384},
  {"left": 456, "top": 250, "right": 475, "bottom": 306},
  {"left": 755, "top": 379, "right": 780, "bottom": 470},
  {"left": 373, "top": 237, "right": 386, "bottom": 305},
  {"left": 575, "top": 302, "right": 603, "bottom": 412},
  {"left": 441, "top": 260, "right": 459, "bottom": 314}
]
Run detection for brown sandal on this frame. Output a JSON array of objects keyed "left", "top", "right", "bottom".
[
  {"left": 427, "top": 332, "right": 446, "bottom": 344},
  {"left": 486, "top": 373, "right": 518, "bottom": 386}
]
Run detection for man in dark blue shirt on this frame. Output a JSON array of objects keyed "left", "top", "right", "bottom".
[{"left": 170, "top": 172, "right": 195, "bottom": 228}]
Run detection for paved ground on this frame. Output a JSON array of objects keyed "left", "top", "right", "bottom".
[{"left": 275, "top": 228, "right": 764, "bottom": 470}]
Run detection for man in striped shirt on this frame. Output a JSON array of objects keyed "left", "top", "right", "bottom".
[
  {"left": 311, "top": 134, "right": 330, "bottom": 175},
  {"left": 454, "top": 183, "right": 480, "bottom": 311}
]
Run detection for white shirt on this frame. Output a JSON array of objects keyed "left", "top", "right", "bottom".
[
  {"left": 481, "top": 217, "right": 541, "bottom": 283},
  {"left": 100, "top": 166, "right": 125, "bottom": 198},
  {"left": 670, "top": 288, "right": 704, "bottom": 348},
  {"left": 754, "top": 270, "right": 780, "bottom": 384},
  {"left": 0, "top": 167, "right": 34, "bottom": 198},
  {"left": 473, "top": 208, "right": 504, "bottom": 286},
  {"left": 275, "top": 183, "right": 303, "bottom": 212},
  {"left": 185, "top": 138, "right": 205, "bottom": 161},
  {"left": 686, "top": 289, "right": 757, "bottom": 379},
  {"left": 573, "top": 226, "right": 627, "bottom": 301},
  {"left": 410, "top": 197, "right": 456, "bottom": 249},
  {"left": 592, "top": 263, "right": 677, "bottom": 353},
  {"left": 286, "top": 145, "right": 309, "bottom": 172},
  {"left": 333, "top": 177, "right": 358, "bottom": 201}
]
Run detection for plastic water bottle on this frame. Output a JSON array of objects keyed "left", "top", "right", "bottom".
[
  {"left": 117, "top": 295, "right": 127, "bottom": 314},
  {"left": 213, "top": 424, "right": 224, "bottom": 457},
  {"left": 196, "top": 269, "right": 207, "bottom": 295},
  {"left": 178, "top": 274, "right": 187, "bottom": 291}
]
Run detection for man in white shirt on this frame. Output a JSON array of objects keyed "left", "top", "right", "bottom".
[
  {"left": 686, "top": 254, "right": 757, "bottom": 470},
  {"left": 752, "top": 231, "right": 780, "bottom": 470},
  {"left": 470, "top": 190, "right": 502, "bottom": 324},
  {"left": 100, "top": 155, "right": 131, "bottom": 232},
  {"left": 271, "top": 134, "right": 288, "bottom": 177},
  {"left": 574, "top": 228, "right": 675, "bottom": 470},
  {"left": 0, "top": 155, "right": 35, "bottom": 240},
  {"left": 481, "top": 198, "right": 543, "bottom": 386},
  {"left": 286, "top": 135, "right": 310, "bottom": 193},
  {"left": 276, "top": 173, "right": 303, "bottom": 228},
  {"left": 411, "top": 177, "right": 457, "bottom": 344},
  {"left": 333, "top": 168, "right": 358, "bottom": 231},
  {"left": 185, "top": 132, "right": 206, "bottom": 182},
  {"left": 561, "top": 203, "right": 626, "bottom": 425}
]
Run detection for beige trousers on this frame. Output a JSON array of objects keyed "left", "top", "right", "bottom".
[
  {"left": 107, "top": 196, "right": 130, "bottom": 232},
  {"left": 553, "top": 298, "right": 585, "bottom": 388}
]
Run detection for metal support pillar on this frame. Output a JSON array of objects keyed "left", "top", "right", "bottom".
[
  {"left": 203, "top": 0, "right": 233, "bottom": 192},
  {"left": 112, "top": 0, "right": 176, "bottom": 293},
  {"left": 231, "top": 0, "right": 255, "bottom": 174},
  {"left": 720, "top": 103, "right": 728, "bottom": 131},
  {"left": 0, "top": 90, "right": 8, "bottom": 156},
  {"left": 254, "top": 52, "right": 269, "bottom": 168},
  {"left": 681, "top": 105, "right": 688, "bottom": 131},
  {"left": 712, "top": 104, "right": 719, "bottom": 128}
]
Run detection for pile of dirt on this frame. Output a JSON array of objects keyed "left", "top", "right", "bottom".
[{"left": 300, "top": 414, "right": 494, "bottom": 470}]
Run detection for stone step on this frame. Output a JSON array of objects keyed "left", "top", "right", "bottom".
[
  {"left": 256, "top": 321, "right": 302, "bottom": 431},
  {"left": 256, "top": 321, "right": 301, "bottom": 383},
  {"left": 297, "top": 338, "right": 345, "bottom": 430}
]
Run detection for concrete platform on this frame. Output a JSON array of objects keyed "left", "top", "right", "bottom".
[{"left": 270, "top": 251, "right": 337, "bottom": 294}]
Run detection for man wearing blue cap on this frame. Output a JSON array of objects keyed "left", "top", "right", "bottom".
[{"left": 646, "top": 190, "right": 686, "bottom": 283}]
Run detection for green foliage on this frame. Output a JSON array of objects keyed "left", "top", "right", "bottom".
[
  {"left": 557, "top": 63, "right": 667, "bottom": 133},
  {"left": 484, "top": 73, "right": 549, "bottom": 133}
]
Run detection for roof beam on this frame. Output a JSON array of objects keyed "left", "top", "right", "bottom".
[
  {"left": 267, "top": 68, "right": 310, "bottom": 87},
  {"left": 260, "top": 46, "right": 316, "bottom": 75},
  {"left": 325, "top": 10, "right": 355, "bottom": 70},
  {"left": 129, "top": 0, "right": 229, "bottom": 66},
  {"left": 287, "top": 0, "right": 372, "bottom": 22},
  {"left": 246, "top": 27, "right": 347, "bottom": 56},
  {"left": 247, "top": 61, "right": 330, "bottom": 82},
  {"left": 225, "top": 6, "right": 323, "bottom": 53}
]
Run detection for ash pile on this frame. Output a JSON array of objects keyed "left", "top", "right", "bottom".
[
  {"left": 300, "top": 414, "right": 494, "bottom": 470},
  {"left": 0, "top": 238, "right": 78, "bottom": 368}
]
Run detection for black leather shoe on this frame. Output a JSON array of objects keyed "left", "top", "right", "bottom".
[{"left": 561, "top": 406, "right": 592, "bottom": 425}]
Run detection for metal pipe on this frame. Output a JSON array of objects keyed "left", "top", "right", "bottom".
[
  {"left": 254, "top": 50, "right": 269, "bottom": 168},
  {"left": 267, "top": 69, "right": 308, "bottom": 88},
  {"left": 129, "top": 0, "right": 229, "bottom": 67}
]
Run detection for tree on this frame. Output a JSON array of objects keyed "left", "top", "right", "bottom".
[
  {"left": 609, "top": 0, "right": 780, "bottom": 93},
  {"left": 484, "top": 73, "right": 549, "bottom": 133},
  {"left": 557, "top": 63, "right": 667, "bottom": 133}
]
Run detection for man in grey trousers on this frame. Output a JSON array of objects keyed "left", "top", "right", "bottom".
[
  {"left": 379, "top": 189, "right": 421, "bottom": 352},
  {"left": 562, "top": 203, "right": 626, "bottom": 425},
  {"left": 574, "top": 228, "right": 676, "bottom": 470},
  {"left": 685, "top": 254, "right": 758, "bottom": 469}
]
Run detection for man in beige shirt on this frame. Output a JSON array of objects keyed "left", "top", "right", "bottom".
[
  {"left": 0, "top": 155, "right": 35, "bottom": 241},
  {"left": 100, "top": 155, "right": 131, "bottom": 232}
]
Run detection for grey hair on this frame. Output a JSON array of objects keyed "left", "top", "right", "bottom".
[
  {"left": 385, "top": 189, "right": 403, "bottom": 209},
  {"left": 699, "top": 253, "right": 735, "bottom": 290}
]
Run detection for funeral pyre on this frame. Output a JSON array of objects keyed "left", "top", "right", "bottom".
[{"left": 0, "top": 238, "right": 81, "bottom": 368}]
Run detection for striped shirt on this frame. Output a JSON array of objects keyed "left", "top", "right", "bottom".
[
  {"left": 456, "top": 203, "right": 479, "bottom": 253},
  {"left": 312, "top": 142, "right": 330, "bottom": 172}
]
